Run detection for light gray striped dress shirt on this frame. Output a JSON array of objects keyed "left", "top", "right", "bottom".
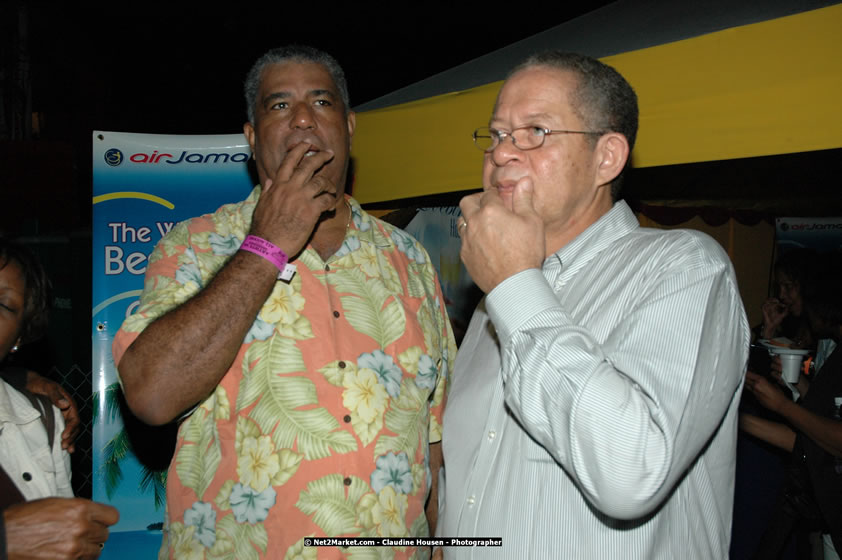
[{"left": 439, "top": 201, "right": 750, "bottom": 559}]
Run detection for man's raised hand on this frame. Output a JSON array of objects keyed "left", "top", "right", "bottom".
[{"left": 249, "top": 142, "right": 339, "bottom": 258}]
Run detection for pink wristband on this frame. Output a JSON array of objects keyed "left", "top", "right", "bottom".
[{"left": 240, "top": 235, "right": 296, "bottom": 281}]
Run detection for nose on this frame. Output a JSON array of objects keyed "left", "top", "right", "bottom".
[
  {"left": 488, "top": 134, "right": 523, "bottom": 167},
  {"left": 290, "top": 102, "right": 316, "bottom": 129}
]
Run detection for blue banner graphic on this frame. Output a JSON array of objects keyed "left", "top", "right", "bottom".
[{"left": 92, "top": 131, "right": 252, "bottom": 558}]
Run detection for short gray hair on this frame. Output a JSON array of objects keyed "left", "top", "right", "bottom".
[
  {"left": 509, "top": 52, "right": 638, "bottom": 199},
  {"left": 244, "top": 45, "right": 350, "bottom": 124}
]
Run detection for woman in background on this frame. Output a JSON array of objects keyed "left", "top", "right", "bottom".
[
  {"left": 757, "top": 248, "right": 816, "bottom": 345},
  {"left": 1, "top": 238, "right": 118, "bottom": 560}
]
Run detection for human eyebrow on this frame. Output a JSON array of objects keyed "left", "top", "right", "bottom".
[
  {"left": 262, "top": 92, "right": 291, "bottom": 108},
  {"left": 527, "top": 112, "right": 554, "bottom": 120},
  {"left": 490, "top": 112, "right": 556, "bottom": 127},
  {"left": 514, "top": 113, "right": 557, "bottom": 128},
  {"left": 309, "top": 89, "right": 338, "bottom": 104}
]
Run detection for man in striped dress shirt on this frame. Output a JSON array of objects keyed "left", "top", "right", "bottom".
[{"left": 439, "top": 51, "right": 749, "bottom": 558}]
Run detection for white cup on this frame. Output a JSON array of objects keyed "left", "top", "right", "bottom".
[{"left": 779, "top": 353, "right": 804, "bottom": 383}]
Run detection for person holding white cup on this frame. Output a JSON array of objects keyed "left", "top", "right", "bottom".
[{"left": 741, "top": 254, "right": 842, "bottom": 558}]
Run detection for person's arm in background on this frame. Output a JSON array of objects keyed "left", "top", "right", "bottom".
[
  {"left": 739, "top": 410, "right": 796, "bottom": 452},
  {"left": 3, "top": 498, "right": 119, "bottom": 560},
  {"left": 23, "top": 372, "right": 79, "bottom": 453},
  {"left": 0, "top": 369, "right": 79, "bottom": 453},
  {"left": 745, "top": 370, "right": 842, "bottom": 458}
]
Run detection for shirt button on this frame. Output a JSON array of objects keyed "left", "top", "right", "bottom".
[
  {"left": 344, "top": 477, "right": 352, "bottom": 486},
  {"left": 338, "top": 361, "right": 346, "bottom": 369},
  {"left": 333, "top": 311, "right": 340, "bottom": 318},
  {"left": 325, "top": 265, "right": 331, "bottom": 271},
  {"left": 22, "top": 472, "right": 32, "bottom": 481},
  {"left": 487, "top": 430, "right": 496, "bottom": 441},
  {"left": 343, "top": 415, "right": 351, "bottom": 423},
  {"left": 467, "top": 495, "right": 476, "bottom": 506}
]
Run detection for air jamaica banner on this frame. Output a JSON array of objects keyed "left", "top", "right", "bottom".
[
  {"left": 775, "top": 217, "right": 842, "bottom": 253},
  {"left": 92, "top": 131, "right": 252, "bottom": 558}
]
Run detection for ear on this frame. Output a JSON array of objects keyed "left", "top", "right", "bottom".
[
  {"left": 243, "top": 121, "right": 256, "bottom": 154},
  {"left": 594, "top": 132, "right": 630, "bottom": 188},
  {"left": 346, "top": 111, "right": 356, "bottom": 147}
]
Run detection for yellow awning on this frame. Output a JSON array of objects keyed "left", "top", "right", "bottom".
[{"left": 352, "top": 4, "right": 842, "bottom": 204}]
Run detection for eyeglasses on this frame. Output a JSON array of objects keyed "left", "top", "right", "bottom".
[{"left": 472, "top": 125, "right": 604, "bottom": 152}]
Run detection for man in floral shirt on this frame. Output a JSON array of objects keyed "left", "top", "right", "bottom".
[{"left": 112, "top": 46, "right": 455, "bottom": 559}]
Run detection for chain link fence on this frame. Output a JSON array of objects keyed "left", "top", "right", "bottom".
[{"left": 49, "top": 363, "right": 93, "bottom": 498}]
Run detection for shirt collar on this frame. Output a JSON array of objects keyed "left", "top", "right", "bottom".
[
  {"left": 346, "top": 196, "right": 373, "bottom": 241},
  {"left": 543, "top": 200, "right": 639, "bottom": 288},
  {"left": 0, "top": 381, "right": 41, "bottom": 425}
]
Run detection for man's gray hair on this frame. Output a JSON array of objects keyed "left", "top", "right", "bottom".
[
  {"left": 244, "top": 45, "right": 350, "bottom": 124},
  {"left": 509, "top": 51, "right": 638, "bottom": 198}
]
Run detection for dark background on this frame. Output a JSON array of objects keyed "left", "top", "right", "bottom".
[{"left": 1, "top": 1, "right": 615, "bottom": 236}]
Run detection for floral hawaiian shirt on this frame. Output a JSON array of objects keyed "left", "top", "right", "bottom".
[{"left": 113, "top": 189, "right": 456, "bottom": 560}]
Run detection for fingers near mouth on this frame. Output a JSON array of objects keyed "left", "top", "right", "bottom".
[
  {"left": 282, "top": 142, "right": 321, "bottom": 168},
  {"left": 309, "top": 175, "right": 338, "bottom": 199}
]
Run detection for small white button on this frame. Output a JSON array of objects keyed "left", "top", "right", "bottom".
[
  {"left": 487, "top": 430, "right": 496, "bottom": 441},
  {"left": 467, "top": 495, "right": 476, "bottom": 506}
]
